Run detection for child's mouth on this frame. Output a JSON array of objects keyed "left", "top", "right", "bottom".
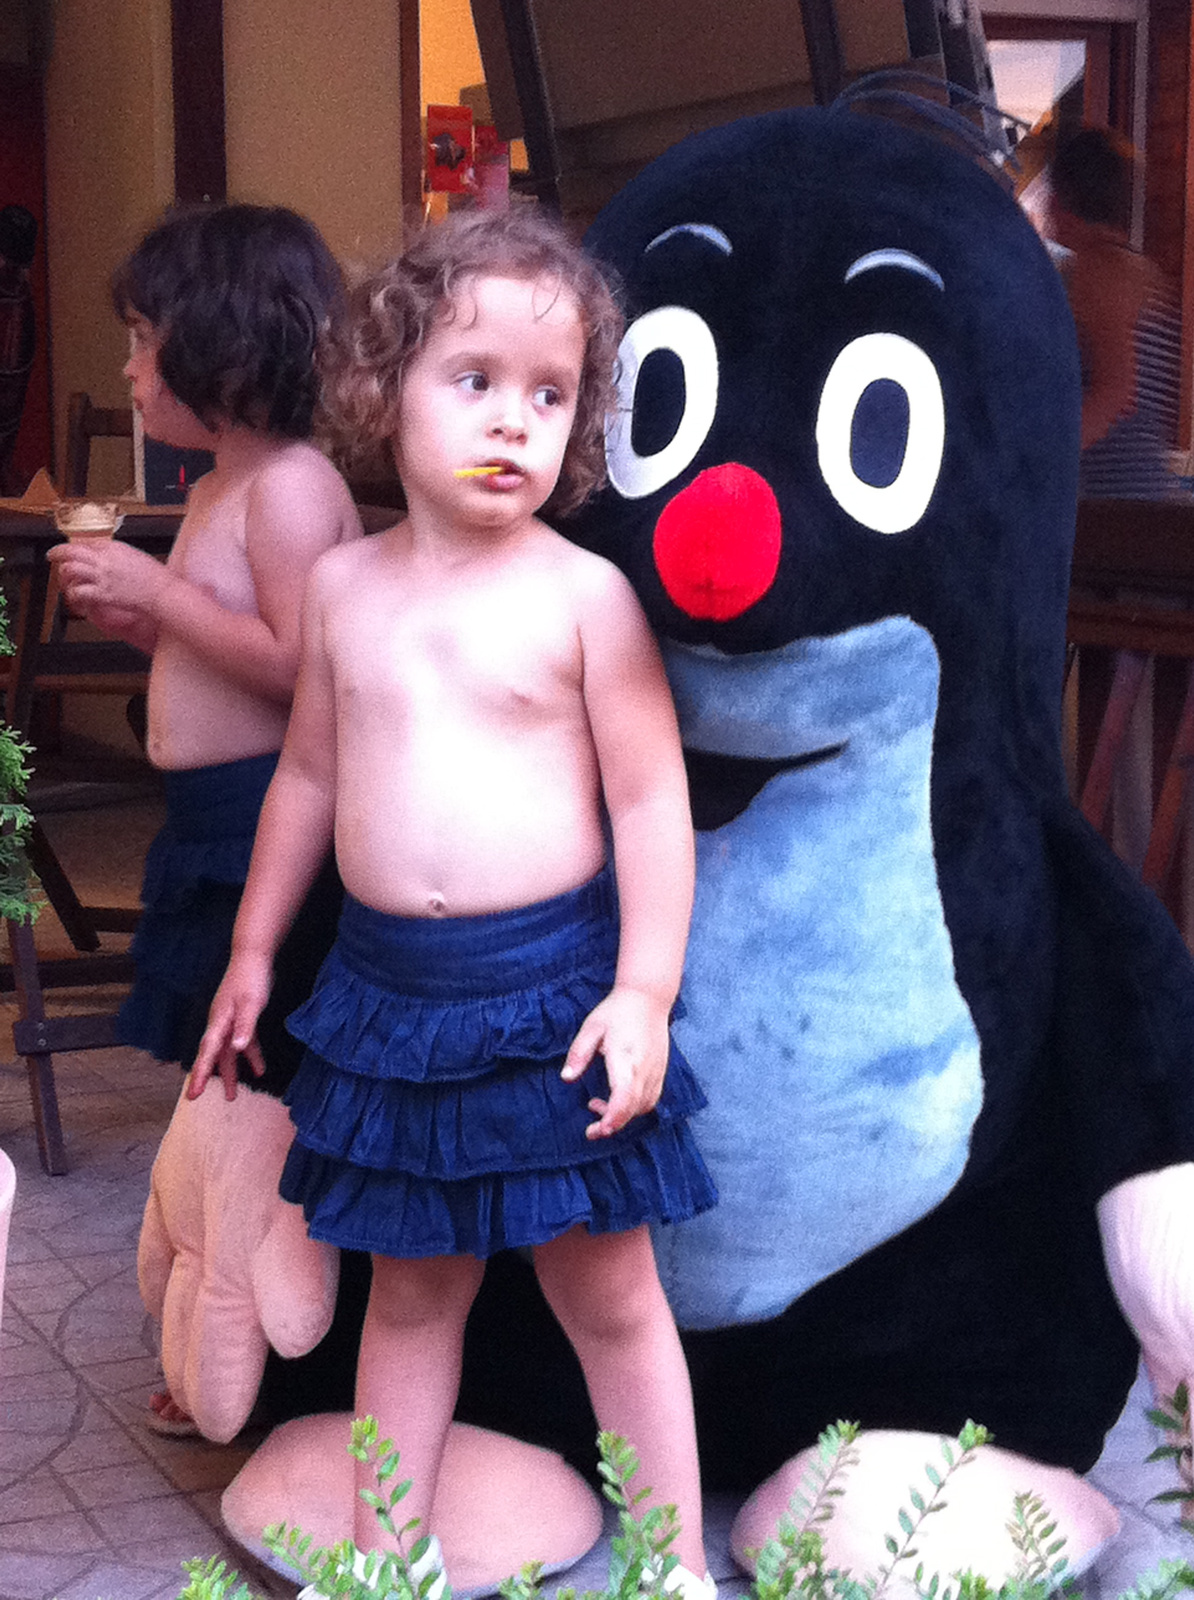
[{"left": 458, "top": 459, "right": 523, "bottom": 488}]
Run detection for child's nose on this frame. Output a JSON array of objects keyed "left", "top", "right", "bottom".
[{"left": 490, "top": 390, "right": 528, "bottom": 439}]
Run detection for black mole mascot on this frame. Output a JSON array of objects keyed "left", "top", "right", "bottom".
[{"left": 143, "top": 96, "right": 1194, "bottom": 1591}]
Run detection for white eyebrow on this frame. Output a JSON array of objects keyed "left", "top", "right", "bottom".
[
  {"left": 645, "top": 223, "right": 733, "bottom": 257},
  {"left": 844, "top": 249, "right": 944, "bottom": 291}
]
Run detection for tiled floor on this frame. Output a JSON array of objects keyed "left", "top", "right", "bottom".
[{"left": 0, "top": 780, "right": 1191, "bottom": 1600}]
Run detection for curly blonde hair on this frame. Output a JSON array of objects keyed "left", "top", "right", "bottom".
[{"left": 327, "top": 208, "right": 623, "bottom": 516}]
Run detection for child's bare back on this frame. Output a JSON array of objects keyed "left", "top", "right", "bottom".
[
  {"left": 148, "top": 437, "right": 359, "bottom": 770},
  {"left": 302, "top": 513, "right": 657, "bottom": 917}
]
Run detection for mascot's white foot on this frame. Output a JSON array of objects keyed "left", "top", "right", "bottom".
[
  {"left": 222, "top": 1415, "right": 603, "bottom": 1595},
  {"left": 731, "top": 1431, "right": 1121, "bottom": 1595},
  {"left": 1098, "top": 1164, "right": 1194, "bottom": 1415}
]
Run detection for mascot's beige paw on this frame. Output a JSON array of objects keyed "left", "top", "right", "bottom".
[
  {"left": 731, "top": 1431, "right": 1120, "bottom": 1593},
  {"left": 138, "top": 1084, "right": 338, "bottom": 1444},
  {"left": 221, "top": 1415, "right": 604, "bottom": 1593}
]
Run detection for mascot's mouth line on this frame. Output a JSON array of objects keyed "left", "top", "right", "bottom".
[{"left": 683, "top": 743, "right": 847, "bottom": 830}]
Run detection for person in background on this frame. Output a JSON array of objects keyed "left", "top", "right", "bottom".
[
  {"left": 1033, "top": 125, "right": 1183, "bottom": 499},
  {"left": 50, "top": 202, "right": 362, "bottom": 1433}
]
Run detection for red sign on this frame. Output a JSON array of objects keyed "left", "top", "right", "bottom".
[{"left": 426, "top": 105, "right": 474, "bottom": 193}]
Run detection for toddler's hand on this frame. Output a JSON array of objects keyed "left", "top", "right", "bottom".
[
  {"left": 562, "top": 986, "right": 671, "bottom": 1139},
  {"left": 48, "top": 538, "right": 170, "bottom": 616},
  {"left": 189, "top": 954, "right": 271, "bottom": 1103}
]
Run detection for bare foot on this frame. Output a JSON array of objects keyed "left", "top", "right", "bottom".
[{"left": 147, "top": 1388, "right": 199, "bottom": 1436}]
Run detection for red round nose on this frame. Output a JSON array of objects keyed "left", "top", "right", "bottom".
[{"left": 652, "top": 463, "right": 781, "bottom": 621}]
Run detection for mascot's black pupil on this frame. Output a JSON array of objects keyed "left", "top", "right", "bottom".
[
  {"left": 851, "top": 378, "right": 910, "bottom": 488},
  {"left": 630, "top": 348, "right": 687, "bottom": 457}
]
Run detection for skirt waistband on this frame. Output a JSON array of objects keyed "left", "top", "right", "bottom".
[
  {"left": 159, "top": 750, "right": 280, "bottom": 842},
  {"left": 334, "top": 863, "right": 617, "bottom": 1000}
]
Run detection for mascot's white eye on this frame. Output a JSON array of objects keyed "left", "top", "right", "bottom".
[
  {"left": 606, "top": 306, "right": 718, "bottom": 499},
  {"left": 816, "top": 332, "right": 944, "bottom": 535}
]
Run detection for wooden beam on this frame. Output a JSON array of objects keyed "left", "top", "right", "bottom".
[
  {"left": 798, "top": 0, "right": 846, "bottom": 105},
  {"left": 400, "top": 0, "right": 424, "bottom": 217},
  {"left": 171, "top": 0, "right": 227, "bottom": 204}
]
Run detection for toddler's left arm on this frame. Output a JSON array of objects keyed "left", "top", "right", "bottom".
[{"left": 563, "top": 561, "right": 694, "bottom": 1138}]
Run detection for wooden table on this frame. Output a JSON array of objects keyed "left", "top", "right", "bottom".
[{"left": 0, "top": 504, "right": 182, "bottom": 1173}]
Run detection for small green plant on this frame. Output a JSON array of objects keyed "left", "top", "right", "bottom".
[
  {"left": 1147, "top": 1385, "right": 1194, "bottom": 1538},
  {"left": 0, "top": 576, "right": 38, "bottom": 922},
  {"left": 97, "top": 1399, "right": 1194, "bottom": 1600}
]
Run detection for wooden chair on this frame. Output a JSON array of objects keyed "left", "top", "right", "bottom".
[
  {"left": 0, "top": 395, "right": 146, "bottom": 1171},
  {"left": 63, "top": 390, "right": 134, "bottom": 495}
]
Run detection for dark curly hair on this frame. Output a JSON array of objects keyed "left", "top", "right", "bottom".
[
  {"left": 1048, "top": 125, "right": 1135, "bottom": 233},
  {"left": 328, "top": 207, "right": 623, "bottom": 516},
  {"left": 112, "top": 203, "right": 345, "bottom": 439}
]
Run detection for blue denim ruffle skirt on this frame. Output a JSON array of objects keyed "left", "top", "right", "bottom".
[{"left": 279, "top": 865, "right": 717, "bottom": 1259}]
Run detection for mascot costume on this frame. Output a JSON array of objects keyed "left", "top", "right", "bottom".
[{"left": 137, "top": 90, "right": 1194, "bottom": 1591}]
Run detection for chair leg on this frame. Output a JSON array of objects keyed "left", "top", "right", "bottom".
[
  {"left": 1079, "top": 649, "right": 1151, "bottom": 833},
  {"left": 1142, "top": 660, "right": 1194, "bottom": 897},
  {"left": 5, "top": 917, "right": 68, "bottom": 1175}
]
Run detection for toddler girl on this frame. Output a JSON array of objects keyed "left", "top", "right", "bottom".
[{"left": 193, "top": 208, "right": 717, "bottom": 1596}]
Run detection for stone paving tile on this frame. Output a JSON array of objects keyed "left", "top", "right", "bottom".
[
  {"left": 3, "top": 1363, "right": 84, "bottom": 1400},
  {"left": 0, "top": 1329, "right": 67, "bottom": 1375},
  {"left": 1, "top": 1394, "right": 85, "bottom": 1432},
  {"left": 67, "top": 1352, "right": 164, "bottom": 1396},
  {"left": 59, "top": 1457, "right": 183, "bottom": 1510},
  {"left": 87, "top": 1488, "right": 222, "bottom": 1547},
  {"left": 53, "top": 1420, "right": 151, "bottom": 1473},
  {"left": 0, "top": 1551, "right": 97, "bottom": 1600},
  {"left": 0, "top": 1428, "right": 69, "bottom": 1484},
  {"left": 0, "top": 1465, "right": 79, "bottom": 1522},
  {"left": 51, "top": 1562, "right": 182, "bottom": 1600},
  {"left": 0, "top": 1508, "right": 108, "bottom": 1555},
  {"left": 62, "top": 1251, "right": 142, "bottom": 1287}
]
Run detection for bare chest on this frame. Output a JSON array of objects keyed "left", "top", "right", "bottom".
[
  {"left": 332, "top": 584, "right": 582, "bottom": 728},
  {"left": 168, "top": 497, "right": 256, "bottom": 614}
]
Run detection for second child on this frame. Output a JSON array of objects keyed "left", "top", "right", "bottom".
[{"left": 52, "top": 202, "right": 361, "bottom": 1431}]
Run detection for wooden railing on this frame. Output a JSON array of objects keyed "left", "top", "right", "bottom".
[{"left": 1069, "top": 497, "right": 1194, "bottom": 938}]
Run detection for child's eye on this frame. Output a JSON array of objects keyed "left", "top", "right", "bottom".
[
  {"left": 535, "top": 385, "right": 563, "bottom": 407},
  {"left": 457, "top": 372, "right": 489, "bottom": 393}
]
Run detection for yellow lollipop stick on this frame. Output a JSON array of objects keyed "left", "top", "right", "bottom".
[{"left": 454, "top": 465, "right": 504, "bottom": 477}]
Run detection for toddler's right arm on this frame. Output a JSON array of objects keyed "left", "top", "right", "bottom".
[{"left": 189, "top": 569, "right": 338, "bottom": 1100}]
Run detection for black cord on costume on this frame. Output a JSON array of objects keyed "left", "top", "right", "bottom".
[{"left": 830, "top": 69, "right": 1033, "bottom": 187}]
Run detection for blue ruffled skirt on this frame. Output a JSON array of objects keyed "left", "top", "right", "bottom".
[
  {"left": 118, "top": 751, "right": 279, "bottom": 1068},
  {"left": 280, "top": 867, "right": 718, "bottom": 1259}
]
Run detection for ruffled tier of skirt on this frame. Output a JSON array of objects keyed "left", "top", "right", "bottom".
[{"left": 281, "top": 870, "right": 718, "bottom": 1257}]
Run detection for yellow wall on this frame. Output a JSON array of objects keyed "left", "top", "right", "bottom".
[
  {"left": 44, "top": 0, "right": 175, "bottom": 491},
  {"left": 223, "top": 0, "right": 404, "bottom": 274},
  {"left": 422, "top": 0, "right": 483, "bottom": 107}
]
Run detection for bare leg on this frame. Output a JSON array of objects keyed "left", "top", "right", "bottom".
[
  {"left": 354, "top": 1251, "right": 486, "bottom": 1555},
  {"left": 533, "top": 1225, "right": 706, "bottom": 1577}
]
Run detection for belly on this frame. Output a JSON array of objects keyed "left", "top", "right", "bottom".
[
  {"left": 147, "top": 645, "right": 288, "bottom": 770},
  {"left": 333, "top": 734, "right": 606, "bottom": 917}
]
